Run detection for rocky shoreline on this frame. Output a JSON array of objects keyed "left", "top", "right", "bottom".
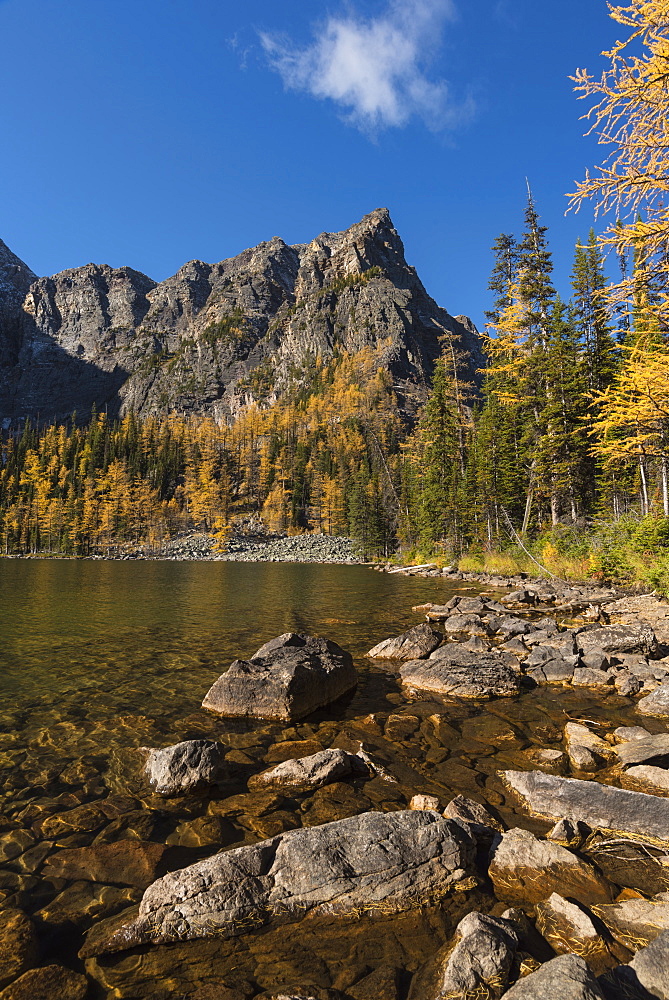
[{"left": 4, "top": 573, "right": 669, "bottom": 998}]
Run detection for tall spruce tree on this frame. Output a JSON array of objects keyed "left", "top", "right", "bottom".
[
  {"left": 485, "top": 234, "right": 520, "bottom": 325},
  {"left": 571, "top": 230, "right": 618, "bottom": 394}
]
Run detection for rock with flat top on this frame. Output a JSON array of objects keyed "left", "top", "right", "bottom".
[
  {"left": 248, "top": 748, "right": 367, "bottom": 793},
  {"left": 501, "top": 954, "right": 604, "bottom": 999},
  {"left": 613, "top": 726, "right": 653, "bottom": 743},
  {"left": 82, "top": 809, "right": 475, "bottom": 956},
  {"left": 614, "top": 733, "right": 669, "bottom": 768},
  {"left": 535, "top": 893, "right": 616, "bottom": 974},
  {"left": 409, "top": 910, "right": 518, "bottom": 1000},
  {"left": 202, "top": 633, "right": 357, "bottom": 721},
  {"left": 488, "top": 828, "right": 613, "bottom": 906},
  {"left": 400, "top": 645, "right": 520, "bottom": 700},
  {"left": 367, "top": 624, "right": 442, "bottom": 660},
  {"left": 578, "top": 624, "right": 657, "bottom": 656},
  {"left": 621, "top": 764, "right": 669, "bottom": 795},
  {"left": 144, "top": 739, "right": 229, "bottom": 796},
  {"left": 638, "top": 684, "right": 669, "bottom": 719},
  {"left": 502, "top": 770, "right": 669, "bottom": 846},
  {"left": 592, "top": 892, "right": 669, "bottom": 951}
]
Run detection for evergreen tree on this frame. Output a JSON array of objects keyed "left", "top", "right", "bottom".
[{"left": 485, "top": 234, "right": 520, "bottom": 325}]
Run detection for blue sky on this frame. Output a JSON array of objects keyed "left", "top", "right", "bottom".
[{"left": 0, "top": 0, "right": 619, "bottom": 330}]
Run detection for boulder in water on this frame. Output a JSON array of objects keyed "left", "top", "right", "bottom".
[{"left": 202, "top": 633, "right": 357, "bottom": 721}]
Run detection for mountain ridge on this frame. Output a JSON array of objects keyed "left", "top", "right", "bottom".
[{"left": 0, "top": 208, "right": 483, "bottom": 424}]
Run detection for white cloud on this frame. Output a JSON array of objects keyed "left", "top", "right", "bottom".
[{"left": 260, "top": 0, "right": 465, "bottom": 134}]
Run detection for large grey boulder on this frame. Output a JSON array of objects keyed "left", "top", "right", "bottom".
[
  {"left": 502, "top": 771, "right": 669, "bottom": 846},
  {"left": 488, "top": 828, "right": 613, "bottom": 906},
  {"left": 248, "top": 748, "right": 369, "bottom": 793},
  {"left": 143, "top": 740, "right": 229, "bottom": 796},
  {"left": 638, "top": 684, "right": 669, "bottom": 719},
  {"left": 578, "top": 623, "right": 657, "bottom": 656},
  {"left": 367, "top": 623, "right": 442, "bottom": 660},
  {"left": 409, "top": 911, "right": 518, "bottom": 1000},
  {"left": 502, "top": 954, "right": 604, "bottom": 999},
  {"left": 400, "top": 645, "right": 520, "bottom": 700},
  {"left": 202, "top": 633, "right": 357, "bottom": 721},
  {"left": 87, "top": 810, "right": 475, "bottom": 955}
]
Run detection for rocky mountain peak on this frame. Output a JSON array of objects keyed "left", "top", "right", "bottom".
[{"left": 0, "top": 211, "right": 483, "bottom": 424}]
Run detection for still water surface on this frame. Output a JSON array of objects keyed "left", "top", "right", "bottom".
[{"left": 0, "top": 562, "right": 648, "bottom": 999}]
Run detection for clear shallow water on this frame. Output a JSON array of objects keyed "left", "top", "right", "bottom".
[{"left": 0, "top": 562, "right": 650, "bottom": 999}]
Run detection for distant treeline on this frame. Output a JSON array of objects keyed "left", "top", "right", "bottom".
[{"left": 2, "top": 195, "right": 668, "bottom": 562}]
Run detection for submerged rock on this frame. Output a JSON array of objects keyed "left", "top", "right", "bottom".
[
  {"left": 0, "top": 965, "right": 88, "bottom": 1000},
  {"left": 410, "top": 910, "right": 518, "bottom": 1000},
  {"left": 488, "top": 828, "right": 613, "bottom": 906},
  {"left": 0, "top": 910, "right": 38, "bottom": 988},
  {"left": 42, "top": 841, "right": 172, "bottom": 889},
  {"left": 502, "top": 770, "right": 669, "bottom": 846},
  {"left": 367, "top": 624, "right": 442, "bottom": 660},
  {"left": 84, "top": 810, "right": 475, "bottom": 955},
  {"left": 144, "top": 739, "right": 229, "bottom": 796},
  {"left": 400, "top": 645, "right": 520, "bottom": 700},
  {"left": 502, "top": 954, "right": 604, "bottom": 999},
  {"left": 202, "top": 633, "right": 357, "bottom": 721}
]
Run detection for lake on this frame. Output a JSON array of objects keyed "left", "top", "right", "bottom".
[{"left": 0, "top": 561, "right": 646, "bottom": 999}]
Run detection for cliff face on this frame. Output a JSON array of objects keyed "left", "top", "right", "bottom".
[{"left": 0, "top": 209, "right": 483, "bottom": 423}]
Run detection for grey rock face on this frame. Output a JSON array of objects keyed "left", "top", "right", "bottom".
[
  {"left": 502, "top": 770, "right": 669, "bottom": 846},
  {"left": 0, "top": 239, "right": 36, "bottom": 370},
  {"left": 400, "top": 645, "right": 520, "bottom": 700},
  {"left": 0, "top": 209, "right": 484, "bottom": 423},
  {"left": 88, "top": 809, "right": 475, "bottom": 954},
  {"left": 638, "top": 684, "right": 669, "bottom": 718},
  {"left": 143, "top": 740, "right": 229, "bottom": 796},
  {"left": 410, "top": 910, "right": 518, "bottom": 1000},
  {"left": 502, "top": 954, "right": 604, "bottom": 1000},
  {"left": 202, "top": 633, "right": 357, "bottom": 721},
  {"left": 247, "top": 748, "right": 367, "bottom": 793},
  {"left": 367, "top": 624, "right": 442, "bottom": 660}
]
